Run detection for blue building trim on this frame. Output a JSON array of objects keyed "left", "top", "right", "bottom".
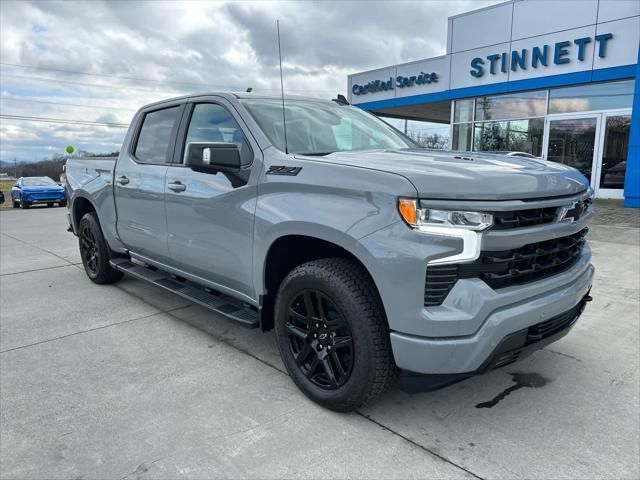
[
  {"left": 623, "top": 49, "right": 640, "bottom": 208},
  {"left": 354, "top": 64, "right": 637, "bottom": 111}
]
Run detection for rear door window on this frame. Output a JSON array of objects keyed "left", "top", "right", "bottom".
[{"left": 134, "top": 106, "right": 180, "bottom": 163}]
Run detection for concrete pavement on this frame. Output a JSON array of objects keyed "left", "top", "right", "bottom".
[{"left": 1, "top": 206, "right": 638, "bottom": 479}]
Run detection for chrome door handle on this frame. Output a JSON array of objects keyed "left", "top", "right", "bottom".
[
  {"left": 116, "top": 176, "right": 130, "bottom": 185},
  {"left": 167, "top": 181, "right": 186, "bottom": 192}
]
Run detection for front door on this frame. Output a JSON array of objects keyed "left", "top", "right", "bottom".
[
  {"left": 164, "top": 100, "right": 259, "bottom": 301},
  {"left": 544, "top": 110, "right": 631, "bottom": 198}
]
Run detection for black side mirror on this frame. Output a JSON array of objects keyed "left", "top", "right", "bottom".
[{"left": 185, "top": 142, "right": 241, "bottom": 173}]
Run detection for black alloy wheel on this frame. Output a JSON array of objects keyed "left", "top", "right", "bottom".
[
  {"left": 275, "top": 258, "right": 398, "bottom": 412},
  {"left": 286, "top": 289, "right": 354, "bottom": 389},
  {"left": 77, "top": 212, "right": 123, "bottom": 284},
  {"left": 80, "top": 222, "right": 100, "bottom": 276}
]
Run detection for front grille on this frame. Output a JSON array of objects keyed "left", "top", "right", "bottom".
[
  {"left": 492, "top": 207, "right": 558, "bottom": 230},
  {"left": 424, "top": 228, "right": 588, "bottom": 306},
  {"left": 490, "top": 198, "right": 591, "bottom": 230}
]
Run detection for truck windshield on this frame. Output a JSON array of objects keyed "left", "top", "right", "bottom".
[
  {"left": 21, "top": 177, "right": 57, "bottom": 186},
  {"left": 241, "top": 99, "right": 417, "bottom": 155}
]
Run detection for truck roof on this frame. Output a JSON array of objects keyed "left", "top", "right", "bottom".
[{"left": 139, "top": 91, "right": 330, "bottom": 111}]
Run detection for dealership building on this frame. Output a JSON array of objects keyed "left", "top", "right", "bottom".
[{"left": 348, "top": 0, "right": 640, "bottom": 206}]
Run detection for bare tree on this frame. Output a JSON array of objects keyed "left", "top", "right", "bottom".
[{"left": 407, "top": 131, "right": 449, "bottom": 149}]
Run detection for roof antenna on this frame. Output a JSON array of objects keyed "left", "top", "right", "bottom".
[{"left": 277, "top": 20, "right": 289, "bottom": 154}]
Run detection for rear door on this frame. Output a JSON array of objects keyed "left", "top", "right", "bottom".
[
  {"left": 114, "top": 103, "right": 184, "bottom": 264},
  {"left": 164, "top": 99, "right": 259, "bottom": 300}
]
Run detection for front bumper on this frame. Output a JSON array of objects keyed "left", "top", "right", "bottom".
[
  {"left": 24, "top": 193, "right": 66, "bottom": 204},
  {"left": 390, "top": 260, "right": 594, "bottom": 375},
  {"left": 398, "top": 291, "right": 591, "bottom": 392}
]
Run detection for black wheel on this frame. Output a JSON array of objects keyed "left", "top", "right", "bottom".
[
  {"left": 20, "top": 198, "right": 29, "bottom": 209},
  {"left": 59, "top": 199, "right": 67, "bottom": 207},
  {"left": 275, "top": 258, "right": 397, "bottom": 412},
  {"left": 12, "top": 200, "right": 19, "bottom": 208},
  {"left": 47, "top": 202, "right": 54, "bottom": 208},
  {"left": 78, "top": 212, "right": 123, "bottom": 284}
]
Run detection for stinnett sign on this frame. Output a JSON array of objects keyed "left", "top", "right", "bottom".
[{"left": 469, "top": 33, "right": 614, "bottom": 77}]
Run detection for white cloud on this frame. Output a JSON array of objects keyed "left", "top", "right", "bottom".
[{"left": 0, "top": 0, "right": 498, "bottom": 162}]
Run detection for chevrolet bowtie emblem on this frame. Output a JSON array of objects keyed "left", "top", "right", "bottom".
[{"left": 558, "top": 201, "right": 586, "bottom": 223}]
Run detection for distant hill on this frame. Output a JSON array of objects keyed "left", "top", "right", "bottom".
[{"left": 0, "top": 151, "right": 119, "bottom": 180}]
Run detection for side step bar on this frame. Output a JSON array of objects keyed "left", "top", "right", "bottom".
[{"left": 110, "top": 258, "right": 259, "bottom": 328}]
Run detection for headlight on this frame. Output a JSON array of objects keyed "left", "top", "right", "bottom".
[
  {"left": 398, "top": 199, "right": 493, "bottom": 231},
  {"left": 398, "top": 199, "right": 493, "bottom": 265}
]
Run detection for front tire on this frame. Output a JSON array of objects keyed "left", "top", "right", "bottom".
[
  {"left": 12, "top": 200, "right": 19, "bottom": 208},
  {"left": 20, "top": 198, "right": 29, "bottom": 209},
  {"left": 78, "top": 212, "right": 123, "bottom": 284},
  {"left": 274, "top": 258, "right": 397, "bottom": 412},
  {"left": 59, "top": 199, "right": 67, "bottom": 207}
]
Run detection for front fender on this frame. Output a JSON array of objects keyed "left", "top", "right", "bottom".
[{"left": 252, "top": 157, "right": 418, "bottom": 297}]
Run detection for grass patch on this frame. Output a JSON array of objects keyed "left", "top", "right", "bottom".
[{"left": 0, "top": 179, "right": 15, "bottom": 209}]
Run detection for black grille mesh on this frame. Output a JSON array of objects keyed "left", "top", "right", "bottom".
[
  {"left": 424, "top": 228, "right": 588, "bottom": 306},
  {"left": 492, "top": 207, "right": 558, "bottom": 230}
]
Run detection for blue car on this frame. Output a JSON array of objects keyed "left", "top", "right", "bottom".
[{"left": 11, "top": 176, "right": 67, "bottom": 209}]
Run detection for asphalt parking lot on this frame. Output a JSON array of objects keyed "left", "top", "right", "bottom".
[{"left": 1, "top": 205, "right": 639, "bottom": 479}]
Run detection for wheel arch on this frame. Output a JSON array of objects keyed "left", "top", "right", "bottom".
[
  {"left": 259, "top": 233, "right": 386, "bottom": 332},
  {"left": 71, "top": 195, "right": 97, "bottom": 232}
]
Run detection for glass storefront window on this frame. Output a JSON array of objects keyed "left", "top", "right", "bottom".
[
  {"left": 475, "top": 90, "right": 546, "bottom": 121},
  {"left": 546, "top": 117, "right": 598, "bottom": 180},
  {"left": 599, "top": 115, "right": 631, "bottom": 189},
  {"left": 548, "top": 80, "right": 634, "bottom": 114},
  {"left": 454, "top": 99, "right": 474, "bottom": 123},
  {"left": 473, "top": 118, "right": 544, "bottom": 156},
  {"left": 452, "top": 123, "right": 473, "bottom": 151}
]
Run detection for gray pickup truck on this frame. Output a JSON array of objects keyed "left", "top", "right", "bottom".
[{"left": 65, "top": 92, "right": 594, "bottom": 412}]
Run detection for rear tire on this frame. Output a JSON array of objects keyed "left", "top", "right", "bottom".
[
  {"left": 274, "top": 258, "right": 397, "bottom": 412},
  {"left": 78, "top": 212, "right": 123, "bottom": 284},
  {"left": 59, "top": 199, "right": 67, "bottom": 207},
  {"left": 47, "top": 202, "right": 54, "bottom": 208}
]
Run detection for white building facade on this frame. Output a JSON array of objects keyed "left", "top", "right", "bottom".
[{"left": 348, "top": 0, "right": 640, "bottom": 206}]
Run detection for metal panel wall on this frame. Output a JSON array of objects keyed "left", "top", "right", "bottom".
[
  {"left": 511, "top": 0, "right": 598, "bottom": 40},
  {"left": 449, "top": 2, "right": 513, "bottom": 53}
]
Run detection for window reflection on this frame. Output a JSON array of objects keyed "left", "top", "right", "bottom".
[
  {"left": 473, "top": 118, "right": 543, "bottom": 156},
  {"left": 452, "top": 123, "right": 473, "bottom": 151},
  {"left": 454, "top": 99, "right": 473, "bottom": 123},
  {"left": 600, "top": 115, "right": 631, "bottom": 189},
  {"left": 135, "top": 106, "right": 180, "bottom": 163},
  {"left": 185, "top": 104, "right": 252, "bottom": 165},
  {"left": 549, "top": 80, "right": 634, "bottom": 114},
  {"left": 475, "top": 91, "right": 546, "bottom": 121}
]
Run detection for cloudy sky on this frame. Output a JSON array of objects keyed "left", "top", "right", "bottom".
[{"left": 0, "top": 0, "right": 498, "bottom": 163}]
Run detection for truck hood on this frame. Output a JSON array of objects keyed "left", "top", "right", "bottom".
[{"left": 304, "top": 149, "right": 588, "bottom": 200}]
